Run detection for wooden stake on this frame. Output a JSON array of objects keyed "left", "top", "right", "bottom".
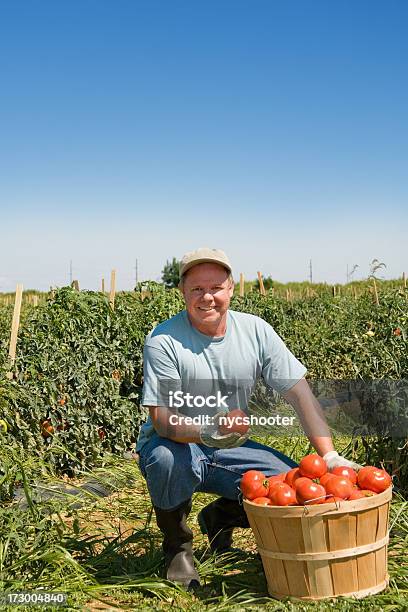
[
  {"left": 72, "top": 280, "right": 80, "bottom": 291},
  {"left": 257, "top": 271, "right": 266, "bottom": 296},
  {"left": 403, "top": 272, "right": 406, "bottom": 288},
  {"left": 33, "top": 295, "right": 39, "bottom": 307},
  {"left": 7, "top": 284, "right": 23, "bottom": 379},
  {"left": 239, "top": 273, "right": 245, "bottom": 297},
  {"left": 373, "top": 278, "right": 379, "bottom": 306},
  {"left": 101, "top": 277, "right": 105, "bottom": 292},
  {"left": 109, "top": 269, "right": 116, "bottom": 309},
  {"left": 353, "top": 286, "right": 357, "bottom": 301},
  {"left": 332, "top": 285, "right": 336, "bottom": 297}
]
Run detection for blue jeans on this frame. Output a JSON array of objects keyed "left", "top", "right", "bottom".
[{"left": 137, "top": 434, "right": 297, "bottom": 510}]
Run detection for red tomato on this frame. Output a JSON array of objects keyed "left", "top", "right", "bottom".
[
  {"left": 359, "top": 489, "right": 376, "bottom": 497},
  {"left": 330, "top": 466, "right": 357, "bottom": 485},
  {"left": 240, "top": 470, "right": 269, "bottom": 500},
  {"left": 296, "top": 480, "right": 326, "bottom": 505},
  {"left": 293, "top": 476, "right": 314, "bottom": 490},
  {"left": 357, "top": 466, "right": 391, "bottom": 493},
  {"left": 325, "top": 475, "right": 354, "bottom": 500},
  {"left": 219, "top": 409, "right": 250, "bottom": 435},
  {"left": 252, "top": 496, "right": 272, "bottom": 505},
  {"left": 299, "top": 454, "right": 327, "bottom": 479},
  {"left": 41, "top": 419, "right": 54, "bottom": 438},
  {"left": 269, "top": 483, "right": 297, "bottom": 506},
  {"left": 98, "top": 428, "right": 106, "bottom": 440},
  {"left": 348, "top": 489, "right": 365, "bottom": 500},
  {"left": 284, "top": 467, "right": 301, "bottom": 487},
  {"left": 267, "top": 473, "right": 286, "bottom": 495},
  {"left": 319, "top": 473, "right": 336, "bottom": 487}
]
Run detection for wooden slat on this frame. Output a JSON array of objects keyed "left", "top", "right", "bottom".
[
  {"left": 375, "top": 546, "right": 387, "bottom": 584},
  {"left": 239, "top": 273, "right": 244, "bottom": 297},
  {"left": 109, "top": 269, "right": 116, "bottom": 309},
  {"left": 284, "top": 560, "right": 309, "bottom": 597},
  {"left": 257, "top": 271, "right": 266, "bottom": 296},
  {"left": 249, "top": 514, "right": 291, "bottom": 598},
  {"left": 263, "top": 558, "right": 289, "bottom": 597},
  {"left": 271, "top": 517, "right": 304, "bottom": 553},
  {"left": 357, "top": 552, "right": 377, "bottom": 590},
  {"left": 328, "top": 514, "right": 355, "bottom": 550},
  {"left": 357, "top": 508, "right": 378, "bottom": 546},
  {"left": 7, "top": 284, "right": 23, "bottom": 379},
  {"left": 301, "top": 516, "right": 333, "bottom": 597},
  {"left": 376, "top": 504, "right": 388, "bottom": 539},
  {"left": 373, "top": 278, "right": 379, "bottom": 305}
]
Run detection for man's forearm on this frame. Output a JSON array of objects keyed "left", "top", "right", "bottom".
[
  {"left": 149, "top": 406, "right": 202, "bottom": 443},
  {"left": 282, "top": 379, "right": 335, "bottom": 457}
]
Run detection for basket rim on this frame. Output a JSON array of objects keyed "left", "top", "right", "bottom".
[{"left": 243, "top": 485, "right": 392, "bottom": 517}]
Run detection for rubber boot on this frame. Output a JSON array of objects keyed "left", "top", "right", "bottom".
[
  {"left": 197, "top": 497, "right": 250, "bottom": 553},
  {"left": 154, "top": 498, "right": 200, "bottom": 590}
]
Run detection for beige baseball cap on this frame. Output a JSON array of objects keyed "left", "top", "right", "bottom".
[{"left": 179, "top": 248, "right": 232, "bottom": 278}]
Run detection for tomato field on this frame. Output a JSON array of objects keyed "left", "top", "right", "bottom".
[{"left": 0, "top": 282, "right": 407, "bottom": 609}]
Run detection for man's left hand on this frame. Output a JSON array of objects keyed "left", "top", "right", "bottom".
[{"left": 323, "top": 450, "right": 362, "bottom": 471}]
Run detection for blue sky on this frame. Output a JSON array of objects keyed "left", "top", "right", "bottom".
[{"left": 0, "top": 1, "right": 407, "bottom": 290}]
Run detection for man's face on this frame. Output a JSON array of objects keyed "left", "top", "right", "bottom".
[{"left": 181, "top": 263, "right": 234, "bottom": 334}]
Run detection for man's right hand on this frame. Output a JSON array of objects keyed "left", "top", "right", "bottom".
[{"left": 199, "top": 410, "right": 249, "bottom": 448}]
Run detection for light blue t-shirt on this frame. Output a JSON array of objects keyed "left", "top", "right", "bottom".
[{"left": 136, "top": 309, "right": 307, "bottom": 451}]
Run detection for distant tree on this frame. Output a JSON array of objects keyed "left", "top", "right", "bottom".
[{"left": 161, "top": 257, "right": 180, "bottom": 288}]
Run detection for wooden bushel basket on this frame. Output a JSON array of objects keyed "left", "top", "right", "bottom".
[{"left": 243, "top": 486, "right": 392, "bottom": 600}]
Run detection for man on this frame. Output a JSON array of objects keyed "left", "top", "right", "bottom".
[{"left": 136, "top": 248, "right": 359, "bottom": 590}]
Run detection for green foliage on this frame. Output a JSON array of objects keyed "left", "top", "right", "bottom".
[
  {"left": 1, "top": 283, "right": 408, "bottom": 493},
  {"left": 161, "top": 257, "right": 180, "bottom": 288},
  {"left": 0, "top": 452, "right": 407, "bottom": 609},
  {"left": 255, "top": 275, "right": 274, "bottom": 290}
]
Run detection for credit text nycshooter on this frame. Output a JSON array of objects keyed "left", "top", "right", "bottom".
[{"left": 168, "top": 414, "right": 296, "bottom": 426}]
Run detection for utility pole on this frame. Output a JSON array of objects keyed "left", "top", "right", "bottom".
[
  {"left": 69, "top": 260, "right": 73, "bottom": 285},
  {"left": 134, "top": 258, "right": 138, "bottom": 287},
  {"left": 309, "top": 259, "right": 313, "bottom": 284}
]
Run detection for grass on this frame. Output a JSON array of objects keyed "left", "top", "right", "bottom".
[{"left": 0, "top": 437, "right": 407, "bottom": 611}]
